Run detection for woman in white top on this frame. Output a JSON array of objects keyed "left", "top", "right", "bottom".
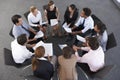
[
  {"left": 73, "top": 37, "right": 105, "bottom": 72},
  {"left": 28, "top": 6, "right": 47, "bottom": 39},
  {"left": 94, "top": 22, "right": 108, "bottom": 51}
]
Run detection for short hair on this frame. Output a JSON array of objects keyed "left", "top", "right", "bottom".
[
  {"left": 17, "top": 34, "right": 27, "bottom": 45},
  {"left": 11, "top": 14, "right": 22, "bottom": 24},
  {"left": 96, "top": 22, "right": 107, "bottom": 35},
  {"left": 83, "top": 8, "right": 91, "bottom": 17},
  {"left": 30, "top": 6, "right": 37, "bottom": 13},
  {"left": 87, "top": 37, "right": 99, "bottom": 50},
  {"left": 62, "top": 46, "right": 74, "bottom": 59},
  {"left": 34, "top": 46, "right": 45, "bottom": 58}
]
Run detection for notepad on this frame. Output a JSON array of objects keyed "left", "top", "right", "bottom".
[
  {"left": 33, "top": 41, "right": 53, "bottom": 56},
  {"left": 58, "top": 44, "right": 67, "bottom": 50},
  {"left": 34, "top": 31, "right": 44, "bottom": 38},
  {"left": 64, "top": 27, "right": 72, "bottom": 33},
  {"left": 76, "top": 35, "right": 86, "bottom": 43},
  {"left": 50, "top": 19, "right": 58, "bottom": 26}
]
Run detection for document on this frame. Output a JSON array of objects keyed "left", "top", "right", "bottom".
[
  {"left": 50, "top": 19, "right": 58, "bottom": 26},
  {"left": 34, "top": 31, "right": 44, "bottom": 38},
  {"left": 58, "top": 44, "right": 67, "bottom": 50},
  {"left": 41, "top": 21, "right": 48, "bottom": 25},
  {"left": 76, "top": 35, "right": 86, "bottom": 43},
  {"left": 64, "top": 27, "right": 72, "bottom": 33},
  {"left": 33, "top": 41, "right": 53, "bottom": 56}
]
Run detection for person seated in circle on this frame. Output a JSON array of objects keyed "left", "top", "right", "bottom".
[
  {"left": 73, "top": 37, "right": 105, "bottom": 72},
  {"left": 44, "top": 0, "right": 61, "bottom": 36},
  {"left": 93, "top": 22, "right": 108, "bottom": 51},
  {"left": 72, "top": 7, "right": 94, "bottom": 37},
  {"left": 28, "top": 6, "right": 47, "bottom": 39},
  {"left": 11, "top": 34, "right": 34, "bottom": 64},
  {"left": 58, "top": 46, "right": 78, "bottom": 80},
  {"left": 63, "top": 4, "right": 78, "bottom": 28},
  {"left": 32, "top": 46, "right": 57, "bottom": 80}
]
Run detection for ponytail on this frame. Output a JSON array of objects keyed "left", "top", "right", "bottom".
[{"left": 32, "top": 56, "right": 39, "bottom": 71}]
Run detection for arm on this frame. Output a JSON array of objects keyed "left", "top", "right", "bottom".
[
  {"left": 56, "top": 7, "right": 60, "bottom": 21},
  {"left": 44, "top": 10, "right": 48, "bottom": 23},
  {"left": 39, "top": 11, "right": 43, "bottom": 26}
]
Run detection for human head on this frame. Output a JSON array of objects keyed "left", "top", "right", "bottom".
[
  {"left": 30, "top": 6, "right": 38, "bottom": 16},
  {"left": 62, "top": 46, "right": 73, "bottom": 59},
  {"left": 80, "top": 7, "right": 91, "bottom": 18},
  {"left": 17, "top": 34, "right": 27, "bottom": 45},
  {"left": 34, "top": 46, "right": 45, "bottom": 58},
  {"left": 48, "top": 0, "right": 55, "bottom": 10},
  {"left": 32, "top": 46, "right": 45, "bottom": 71},
  {"left": 87, "top": 37, "right": 99, "bottom": 50},
  {"left": 11, "top": 14, "right": 23, "bottom": 25},
  {"left": 94, "top": 22, "right": 106, "bottom": 35},
  {"left": 68, "top": 4, "right": 77, "bottom": 12}
]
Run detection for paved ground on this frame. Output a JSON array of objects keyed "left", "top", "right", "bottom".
[{"left": 0, "top": 0, "right": 120, "bottom": 80}]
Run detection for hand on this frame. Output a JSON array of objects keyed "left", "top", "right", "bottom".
[
  {"left": 47, "top": 54, "right": 51, "bottom": 61},
  {"left": 72, "top": 32, "right": 77, "bottom": 35},
  {"left": 73, "top": 45, "right": 81, "bottom": 52}
]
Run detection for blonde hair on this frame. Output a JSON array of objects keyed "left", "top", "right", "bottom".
[{"left": 30, "top": 6, "right": 37, "bottom": 13}]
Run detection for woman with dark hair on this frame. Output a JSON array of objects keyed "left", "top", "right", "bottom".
[
  {"left": 44, "top": 0, "right": 61, "bottom": 36},
  {"left": 58, "top": 46, "right": 78, "bottom": 80},
  {"left": 63, "top": 4, "right": 78, "bottom": 28},
  {"left": 94, "top": 22, "right": 108, "bottom": 51},
  {"left": 32, "top": 46, "right": 55, "bottom": 80}
]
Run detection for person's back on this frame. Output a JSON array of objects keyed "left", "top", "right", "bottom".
[
  {"left": 33, "top": 60, "right": 54, "bottom": 80},
  {"left": 11, "top": 34, "right": 33, "bottom": 63},
  {"left": 32, "top": 46, "right": 54, "bottom": 80},
  {"left": 58, "top": 47, "right": 77, "bottom": 80}
]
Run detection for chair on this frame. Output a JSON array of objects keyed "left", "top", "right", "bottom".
[
  {"left": 4, "top": 48, "right": 31, "bottom": 68},
  {"left": 24, "top": 11, "right": 30, "bottom": 20},
  {"left": 106, "top": 32, "right": 117, "bottom": 50},
  {"left": 77, "top": 63, "right": 116, "bottom": 80},
  {"left": 9, "top": 27, "right": 14, "bottom": 38}
]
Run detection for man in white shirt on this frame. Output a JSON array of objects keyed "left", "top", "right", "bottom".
[
  {"left": 73, "top": 37, "right": 105, "bottom": 72},
  {"left": 11, "top": 34, "right": 34, "bottom": 64},
  {"left": 72, "top": 8, "right": 94, "bottom": 37}
]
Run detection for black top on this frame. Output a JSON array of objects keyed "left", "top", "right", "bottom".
[
  {"left": 33, "top": 60, "right": 54, "bottom": 80},
  {"left": 64, "top": 8, "right": 78, "bottom": 28},
  {"left": 46, "top": 7, "right": 57, "bottom": 24}
]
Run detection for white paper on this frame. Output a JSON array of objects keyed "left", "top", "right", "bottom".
[
  {"left": 76, "top": 35, "right": 86, "bottom": 43},
  {"left": 33, "top": 41, "right": 53, "bottom": 56},
  {"left": 64, "top": 27, "right": 72, "bottom": 33},
  {"left": 34, "top": 31, "right": 44, "bottom": 38},
  {"left": 58, "top": 44, "right": 67, "bottom": 50},
  {"left": 117, "top": 0, "right": 120, "bottom": 3},
  {"left": 41, "top": 21, "right": 48, "bottom": 25},
  {"left": 50, "top": 19, "right": 58, "bottom": 26}
]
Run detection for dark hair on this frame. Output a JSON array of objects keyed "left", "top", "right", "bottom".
[
  {"left": 83, "top": 8, "right": 91, "bottom": 17},
  {"left": 32, "top": 46, "right": 45, "bottom": 71},
  {"left": 48, "top": 0, "right": 54, "bottom": 7},
  {"left": 11, "top": 14, "right": 22, "bottom": 24},
  {"left": 69, "top": 4, "right": 77, "bottom": 11},
  {"left": 96, "top": 22, "right": 107, "bottom": 35},
  {"left": 62, "top": 46, "right": 73, "bottom": 59},
  {"left": 17, "top": 34, "right": 27, "bottom": 45},
  {"left": 87, "top": 37, "right": 99, "bottom": 50}
]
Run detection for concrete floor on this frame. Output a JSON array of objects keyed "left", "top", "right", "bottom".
[{"left": 0, "top": 0, "right": 120, "bottom": 80}]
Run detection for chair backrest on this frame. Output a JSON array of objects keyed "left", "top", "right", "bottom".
[
  {"left": 79, "top": 64, "right": 116, "bottom": 79},
  {"left": 106, "top": 32, "right": 117, "bottom": 50},
  {"left": 24, "top": 11, "right": 30, "bottom": 20},
  {"left": 4, "top": 48, "right": 31, "bottom": 68},
  {"left": 9, "top": 27, "right": 14, "bottom": 38}
]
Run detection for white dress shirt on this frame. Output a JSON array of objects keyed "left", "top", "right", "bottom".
[
  {"left": 75, "top": 46, "right": 105, "bottom": 72},
  {"left": 75, "top": 16, "right": 94, "bottom": 33},
  {"left": 11, "top": 39, "right": 34, "bottom": 63},
  {"left": 28, "top": 11, "right": 42, "bottom": 27}
]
